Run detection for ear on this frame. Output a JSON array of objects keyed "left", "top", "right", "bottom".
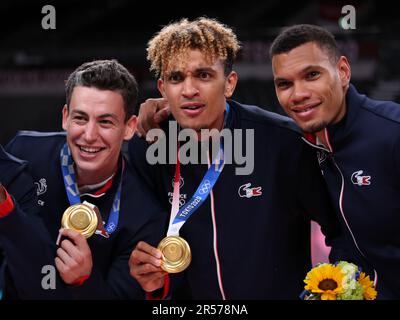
[
  {"left": 337, "top": 56, "right": 351, "bottom": 88},
  {"left": 123, "top": 115, "right": 138, "bottom": 140},
  {"left": 62, "top": 104, "right": 69, "bottom": 131},
  {"left": 157, "top": 78, "right": 167, "bottom": 99},
  {"left": 224, "top": 71, "right": 238, "bottom": 98}
]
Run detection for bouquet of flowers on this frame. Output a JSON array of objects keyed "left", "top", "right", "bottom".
[{"left": 301, "top": 261, "right": 377, "bottom": 300}]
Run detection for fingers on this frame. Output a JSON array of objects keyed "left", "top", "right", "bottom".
[
  {"left": 59, "top": 228, "right": 91, "bottom": 253},
  {"left": 137, "top": 98, "right": 169, "bottom": 138},
  {"left": 153, "top": 106, "right": 171, "bottom": 124},
  {"left": 55, "top": 229, "right": 93, "bottom": 284},
  {"left": 128, "top": 241, "right": 167, "bottom": 292},
  {"left": 137, "top": 241, "right": 162, "bottom": 259},
  {"left": 132, "top": 261, "right": 163, "bottom": 276},
  {"left": 56, "top": 245, "right": 75, "bottom": 266},
  {"left": 130, "top": 248, "right": 162, "bottom": 268},
  {"left": 130, "top": 241, "right": 162, "bottom": 268}
]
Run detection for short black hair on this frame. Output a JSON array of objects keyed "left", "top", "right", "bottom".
[
  {"left": 65, "top": 59, "right": 139, "bottom": 120},
  {"left": 270, "top": 24, "right": 342, "bottom": 63}
]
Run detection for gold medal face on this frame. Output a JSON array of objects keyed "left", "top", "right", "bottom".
[
  {"left": 157, "top": 236, "right": 191, "bottom": 273},
  {"left": 70, "top": 210, "right": 91, "bottom": 229},
  {"left": 61, "top": 204, "right": 98, "bottom": 238}
]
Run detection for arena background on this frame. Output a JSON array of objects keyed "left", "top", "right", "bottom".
[{"left": 1, "top": 0, "right": 399, "bottom": 146}]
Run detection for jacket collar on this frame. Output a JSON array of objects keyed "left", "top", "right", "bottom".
[{"left": 302, "top": 83, "right": 367, "bottom": 152}]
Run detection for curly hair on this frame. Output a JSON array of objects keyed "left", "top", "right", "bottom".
[{"left": 147, "top": 17, "right": 241, "bottom": 78}]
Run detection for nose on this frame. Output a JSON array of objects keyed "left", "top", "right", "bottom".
[
  {"left": 83, "top": 120, "right": 98, "bottom": 143},
  {"left": 182, "top": 77, "right": 199, "bottom": 98},
  {"left": 291, "top": 83, "right": 311, "bottom": 105}
]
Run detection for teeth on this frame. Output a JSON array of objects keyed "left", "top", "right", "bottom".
[
  {"left": 295, "top": 107, "right": 313, "bottom": 113},
  {"left": 80, "top": 146, "right": 101, "bottom": 153}
]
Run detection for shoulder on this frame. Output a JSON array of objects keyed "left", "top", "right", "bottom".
[
  {"left": 10, "top": 131, "right": 66, "bottom": 143},
  {"left": 348, "top": 85, "right": 400, "bottom": 125},
  {"left": 362, "top": 98, "right": 400, "bottom": 125},
  {"left": 229, "top": 100, "right": 301, "bottom": 135},
  {"left": 6, "top": 131, "right": 66, "bottom": 160},
  {"left": 0, "top": 145, "right": 28, "bottom": 186}
]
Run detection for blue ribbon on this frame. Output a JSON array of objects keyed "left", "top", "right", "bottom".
[
  {"left": 60, "top": 143, "right": 122, "bottom": 235},
  {"left": 172, "top": 102, "right": 230, "bottom": 225}
]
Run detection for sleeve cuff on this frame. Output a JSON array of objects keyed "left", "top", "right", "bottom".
[
  {"left": 146, "top": 274, "right": 170, "bottom": 300},
  {"left": 0, "top": 188, "right": 15, "bottom": 218}
]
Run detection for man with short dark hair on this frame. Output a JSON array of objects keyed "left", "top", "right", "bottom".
[
  {"left": 5, "top": 59, "right": 167, "bottom": 299},
  {"left": 270, "top": 24, "right": 400, "bottom": 299}
]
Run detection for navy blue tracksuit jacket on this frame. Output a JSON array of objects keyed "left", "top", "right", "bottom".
[
  {"left": 0, "top": 144, "right": 53, "bottom": 298},
  {"left": 5, "top": 133, "right": 167, "bottom": 299},
  {"left": 303, "top": 84, "right": 400, "bottom": 299}
]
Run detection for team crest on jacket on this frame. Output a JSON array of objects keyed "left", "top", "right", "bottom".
[
  {"left": 168, "top": 176, "right": 187, "bottom": 206},
  {"left": 351, "top": 170, "right": 371, "bottom": 186},
  {"left": 238, "top": 183, "right": 262, "bottom": 198},
  {"left": 35, "top": 178, "right": 47, "bottom": 195}
]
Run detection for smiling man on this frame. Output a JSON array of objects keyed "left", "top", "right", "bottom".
[
  {"left": 5, "top": 60, "right": 167, "bottom": 299},
  {"left": 270, "top": 24, "right": 400, "bottom": 299}
]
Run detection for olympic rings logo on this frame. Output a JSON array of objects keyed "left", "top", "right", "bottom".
[{"left": 199, "top": 180, "right": 211, "bottom": 194}]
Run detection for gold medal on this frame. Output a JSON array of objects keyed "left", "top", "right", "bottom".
[
  {"left": 61, "top": 203, "right": 98, "bottom": 238},
  {"left": 157, "top": 236, "right": 191, "bottom": 273}
]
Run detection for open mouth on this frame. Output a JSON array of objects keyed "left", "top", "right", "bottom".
[
  {"left": 181, "top": 103, "right": 206, "bottom": 116},
  {"left": 79, "top": 145, "right": 105, "bottom": 154},
  {"left": 181, "top": 103, "right": 205, "bottom": 111},
  {"left": 183, "top": 105, "right": 202, "bottom": 110}
]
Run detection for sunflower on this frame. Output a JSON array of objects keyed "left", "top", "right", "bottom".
[
  {"left": 304, "top": 264, "right": 345, "bottom": 300},
  {"left": 358, "top": 272, "right": 377, "bottom": 300}
]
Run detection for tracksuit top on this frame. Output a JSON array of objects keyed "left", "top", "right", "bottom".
[
  {"left": 303, "top": 84, "right": 400, "bottom": 299},
  {"left": 4, "top": 132, "right": 167, "bottom": 299}
]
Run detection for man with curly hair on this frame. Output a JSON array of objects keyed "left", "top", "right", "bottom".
[{"left": 128, "top": 17, "right": 347, "bottom": 299}]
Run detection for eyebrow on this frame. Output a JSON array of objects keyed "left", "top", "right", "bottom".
[
  {"left": 71, "top": 109, "right": 88, "bottom": 117},
  {"left": 71, "top": 109, "right": 119, "bottom": 122},
  {"left": 195, "top": 67, "right": 216, "bottom": 73},
  {"left": 274, "top": 65, "right": 323, "bottom": 82},
  {"left": 301, "top": 65, "right": 323, "bottom": 73},
  {"left": 167, "top": 67, "right": 217, "bottom": 76}
]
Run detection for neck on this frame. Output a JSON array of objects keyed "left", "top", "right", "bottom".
[
  {"left": 315, "top": 130, "right": 329, "bottom": 148},
  {"left": 196, "top": 111, "right": 225, "bottom": 141},
  {"left": 76, "top": 164, "right": 118, "bottom": 187}
]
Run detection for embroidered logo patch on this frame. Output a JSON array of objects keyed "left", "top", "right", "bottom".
[
  {"left": 238, "top": 183, "right": 262, "bottom": 198},
  {"left": 35, "top": 178, "right": 47, "bottom": 195},
  {"left": 351, "top": 170, "right": 371, "bottom": 186}
]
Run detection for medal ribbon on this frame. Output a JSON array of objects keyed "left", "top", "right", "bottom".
[
  {"left": 167, "top": 103, "right": 230, "bottom": 236},
  {"left": 60, "top": 143, "right": 122, "bottom": 235}
]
